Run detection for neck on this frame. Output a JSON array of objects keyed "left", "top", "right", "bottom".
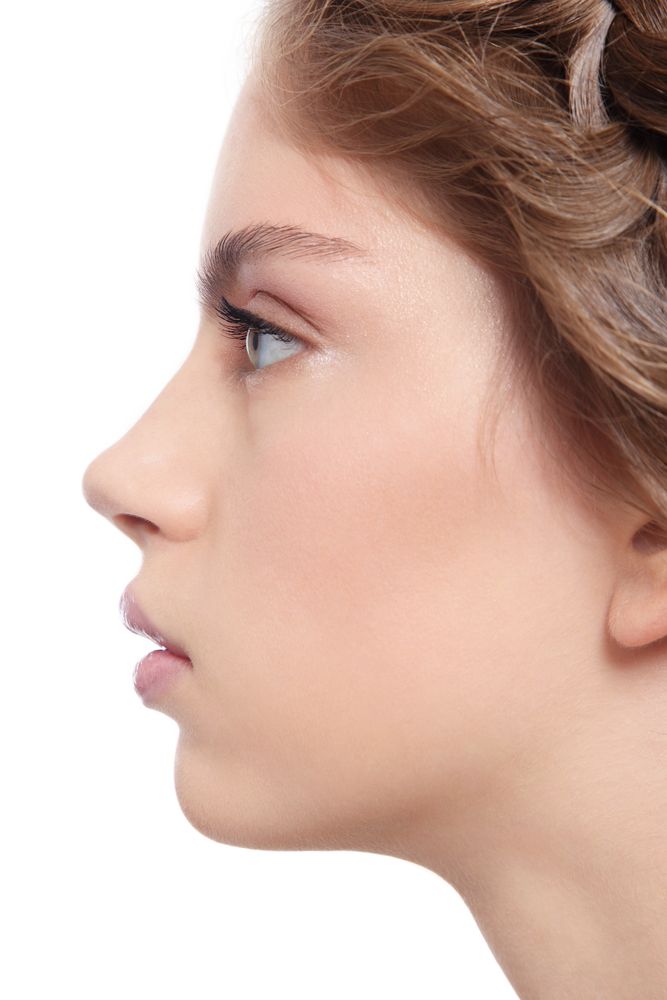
[
  {"left": 398, "top": 668, "right": 667, "bottom": 999},
  {"left": 460, "top": 774, "right": 667, "bottom": 999}
]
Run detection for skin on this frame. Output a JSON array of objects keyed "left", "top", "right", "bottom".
[{"left": 82, "top": 72, "right": 667, "bottom": 999}]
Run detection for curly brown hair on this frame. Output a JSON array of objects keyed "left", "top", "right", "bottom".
[{"left": 249, "top": 0, "right": 667, "bottom": 542}]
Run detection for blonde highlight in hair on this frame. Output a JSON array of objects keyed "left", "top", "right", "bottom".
[{"left": 250, "top": 0, "right": 667, "bottom": 531}]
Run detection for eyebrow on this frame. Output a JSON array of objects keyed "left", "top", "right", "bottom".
[{"left": 196, "top": 222, "right": 369, "bottom": 311}]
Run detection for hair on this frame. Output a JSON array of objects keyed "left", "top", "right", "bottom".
[{"left": 249, "top": 0, "right": 667, "bottom": 540}]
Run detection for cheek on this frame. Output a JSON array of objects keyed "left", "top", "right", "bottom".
[
  {"left": 187, "top": 354, "right": 596, "bottom": 844},
  {"left": 197, "top": 366, "right": 501, "bottom": 770},
  {"left": 235, "top": 356, "right": 493, "bottom": 653}
]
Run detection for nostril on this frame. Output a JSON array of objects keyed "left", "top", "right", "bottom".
[{"left": 113, "top": 513, "right": 159, "bottom": 541}]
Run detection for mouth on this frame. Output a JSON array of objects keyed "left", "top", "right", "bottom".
[{"left": 119, "top": 586, "right": 191, "bottom": 661}]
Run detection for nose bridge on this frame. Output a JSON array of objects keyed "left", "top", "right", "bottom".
[{"left": 82, "top": 360, "right": 211, "bottom": 541}]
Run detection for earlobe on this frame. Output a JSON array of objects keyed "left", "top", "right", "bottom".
[{"left": 608, "top": 521, "right": 667, "bottom": 649}]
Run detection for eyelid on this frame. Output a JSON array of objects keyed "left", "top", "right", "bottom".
[
  {"left": 241, "top": 287, "right": 325, "bottom": 338},
  {"left": 214, "top": 293, "right": 310, "bottom": 378},
  {"left": 219, "top": 294, "right": 307, "bottom": 341},
  {"left": 215, "top": 295, "right": 305, "bottom": 343}
]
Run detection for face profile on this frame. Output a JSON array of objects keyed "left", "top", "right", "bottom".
[
  {"left": 83, "top": 71, "right": 588, "bottom": 855},
  {"left": 81, "top": 0, "right": 667, "bottom": 995}
]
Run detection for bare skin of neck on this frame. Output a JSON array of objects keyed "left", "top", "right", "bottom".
[{"left": 394, "top": 651, "right": 667, "bottom": 1000}]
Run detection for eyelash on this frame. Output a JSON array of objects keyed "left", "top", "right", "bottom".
[{"left": 215, "top": 294, "right": 298, "bottom": 355}]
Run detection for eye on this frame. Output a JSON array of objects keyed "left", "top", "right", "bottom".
[{"left": 215, "top": 295, "right": 305, "bottom": 372}]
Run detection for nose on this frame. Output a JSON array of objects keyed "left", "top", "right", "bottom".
[{"left": 81, "top": 363, "right": 210, "bottom": 546}]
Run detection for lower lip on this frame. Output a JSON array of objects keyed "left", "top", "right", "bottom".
[{"left": 133, "top": 649, "right": 192, "bottom": 701}]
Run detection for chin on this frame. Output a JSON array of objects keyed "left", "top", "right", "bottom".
[
  {"left": 172, "top": 735, "right": 324, "bottom": 851},
  {"left": 171, "top": 734, "right": 416, "bottom": 855}
]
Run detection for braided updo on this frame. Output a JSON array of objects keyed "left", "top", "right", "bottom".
[{"left": 250, "top": 0, "right": 667, "bottom": 539}]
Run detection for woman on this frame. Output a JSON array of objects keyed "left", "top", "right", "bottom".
[{"left": 82, "top": 0, "right": 667, "bottom": 995}]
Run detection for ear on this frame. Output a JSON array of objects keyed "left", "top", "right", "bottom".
[{"left": 608, "top": 520, "right": 667, "bottom": 649}]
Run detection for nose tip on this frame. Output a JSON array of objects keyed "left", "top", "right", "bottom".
[
  {"left": 80, "top": 355, "right": 212, "bottom": 543},
  {"left": 81, "top": 458, "right": 102, "bottom": 514},
  {"left": 81, "top": 453, "right": 113, "bottom": 519},
  {"left": 82, "top": 454, "right": 161, "bottom": 552},
  {"left": 81, "top": 429, "right": 208, "bottom": 545}
]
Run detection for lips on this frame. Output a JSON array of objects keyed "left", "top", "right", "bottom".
[{"left": 119, "top": 586, "right": 191, "bottom": 661}]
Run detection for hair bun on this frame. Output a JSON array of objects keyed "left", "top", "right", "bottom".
[{"left": 603, "top": 1, "right": 667, "bottom": 141}]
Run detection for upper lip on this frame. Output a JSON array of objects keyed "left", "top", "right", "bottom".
[{"left": 119, "top": 586, "right": 190, "bottom": 660}]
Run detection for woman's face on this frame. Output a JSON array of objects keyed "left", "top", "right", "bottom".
[{"left": 82, "top": 73, "right": 613, "bottom": 871}]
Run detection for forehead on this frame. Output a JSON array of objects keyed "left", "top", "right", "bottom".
[
  {"left": 199, "top": 72, "right": 510, "bottom": 336},
  {"left": 201, "top": 74, "right": 423, "bottom": 264}
]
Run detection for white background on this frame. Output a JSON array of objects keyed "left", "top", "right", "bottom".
[{"left": 1, "top": 2, "right": 517, "bottom": 996}]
